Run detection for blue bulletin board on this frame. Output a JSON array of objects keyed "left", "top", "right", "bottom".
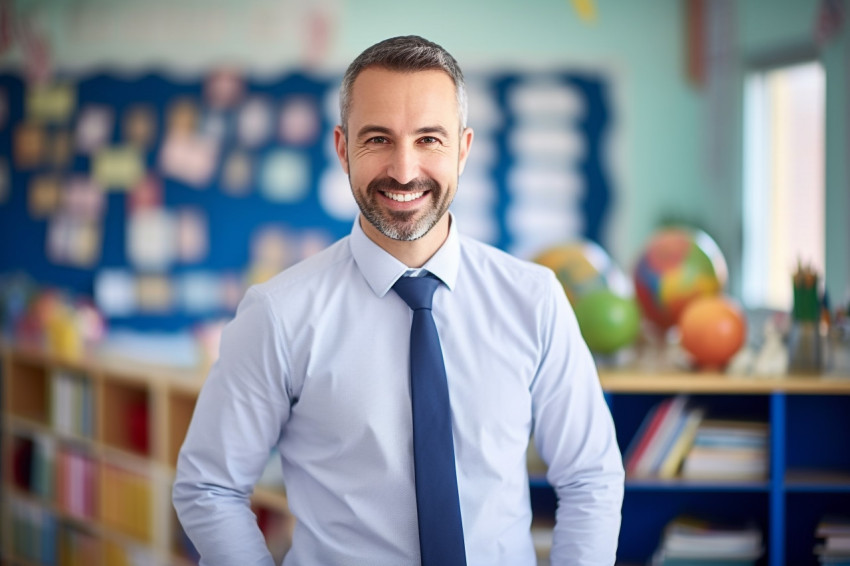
[{"left": 0, "top": 69, "right": 614, "bottom": 332}]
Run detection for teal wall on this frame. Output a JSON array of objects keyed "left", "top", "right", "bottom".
[{"left": 2, "top": 0, "right": 848, "bottom": 305}]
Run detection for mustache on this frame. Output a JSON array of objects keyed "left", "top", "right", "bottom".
[{"left": 368, "top": 177, "right": 439, "bottom": 194}]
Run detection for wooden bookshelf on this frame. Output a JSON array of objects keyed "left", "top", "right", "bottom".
[{"left": 0, "top": 342, "right": 292, "bottom": 566}]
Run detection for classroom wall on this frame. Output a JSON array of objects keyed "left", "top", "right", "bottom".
[{"left": 1, "top": 0, "right": 847, "bottom": 306}]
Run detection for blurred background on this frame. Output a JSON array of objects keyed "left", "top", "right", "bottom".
[
  {"left": 1, "top": 1, "right": 849, "bottom": 565},
  {"left": 0, "top": 0, "right": 846, "bottom": 362}
]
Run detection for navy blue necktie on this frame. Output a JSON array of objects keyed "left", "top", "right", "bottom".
[{"left": 393, "top": 275, "right": 467, "bottom": 566}]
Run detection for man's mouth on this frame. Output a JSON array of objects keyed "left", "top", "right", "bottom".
[{"left": 383, "top": 191, "right": 425, "bottom": 202}]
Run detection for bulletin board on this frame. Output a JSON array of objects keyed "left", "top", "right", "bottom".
[{"left": 0, "top": 69, "right": 615, "bottom": 332}]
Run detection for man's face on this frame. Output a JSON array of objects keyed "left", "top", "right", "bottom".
[{"left": 334, "top": 67, "right": 473, "bottom": 243}]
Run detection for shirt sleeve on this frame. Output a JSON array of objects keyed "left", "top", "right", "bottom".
[
  {"left": 530, "top": 272, "right": 625, "bottom": 566},
  {"left": 172, "top": 286, "right": 292, "bottom": 566}
]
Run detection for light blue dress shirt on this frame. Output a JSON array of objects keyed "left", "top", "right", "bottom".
[{"left": 173, "top": 215, "right": 624, "bottom": 566}]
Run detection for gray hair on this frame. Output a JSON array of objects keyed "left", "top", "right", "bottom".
[{"left": 338, "top": 35, "right": 468, "bottom": 136}]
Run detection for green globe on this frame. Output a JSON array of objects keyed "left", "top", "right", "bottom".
[{"left": 573, "top": 289, "right": 641, "bottom": 355}]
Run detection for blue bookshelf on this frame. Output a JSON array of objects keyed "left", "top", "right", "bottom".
[{"left": 599, "top": 372, "right": 850, "bottom": 566}]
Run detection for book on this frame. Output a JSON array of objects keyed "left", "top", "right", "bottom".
[
  {"left": 680, "top": 419, "right": 769, "bottom": 481},
  {"left": 623, "top": 399, "right": 669, "bottom": 475},
  {"left": 651, "top": 515, "right": 763, "bottom": 566},
  {"left": 658, "top": 407, "right": 706, "bottom": 479},
  {"left": 632, "top": 396, "right": 690, "bottom": 477}
]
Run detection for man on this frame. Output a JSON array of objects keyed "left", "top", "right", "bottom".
[{"left": 173, "top": 35, "right": 624, "bottom": 566}]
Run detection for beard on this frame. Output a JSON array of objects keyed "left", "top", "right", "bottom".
[{"left": 352, "top": 176, "right": 454, "bottom": 241}]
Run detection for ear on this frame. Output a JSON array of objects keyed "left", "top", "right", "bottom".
[
  {"left": 457, "top": 127, "right": 474, "bottom": 176},
  {"left": 333, "top": 125, "right": 350, "bottom": 174}
]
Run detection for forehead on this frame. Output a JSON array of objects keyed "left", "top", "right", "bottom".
[{"left": 347, "top": 67, "right": 459, "bottom": 130}]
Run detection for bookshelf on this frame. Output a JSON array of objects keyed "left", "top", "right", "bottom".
[
  {"left": 596, "top": 371, "right": 850, "bottom": 566},
  {"left": 3, "top": 342, "right": 848, "bottom": 566},
  {"left": 0, "top": 343, "right": 293, "bottom": 566}
]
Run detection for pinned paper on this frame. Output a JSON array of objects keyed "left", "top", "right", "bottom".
[
  {"left": 176, "top": 207, "right": 208, "bottom": 263},
  {"left": 251, "top": 225, "right": 292, "bottom": 270},
  {"left": 167, "top": 98, "right": 199, "bottom": 135},
  {"left": 178, "top": 272, "right": 223, "bottom": 313},
  {"left": 205, "top": 68, "right": 244, "bottom": 110},
  {"left": 136, "top": 275, "right": 174, "bottom": 313},
  {"left": 260, "top": 150, "right": 310, "bottom": 202},
  {"left": 238, "top": 97, "right": 273, "bottom": 147},
  {"left": 127, "top": 208, "right": 176, "bottom": 272},
  {"left": 159, "top": 133, "right": 218, "bottom": 188},
  {"left": 14, "top": 122, "right": 46, "bottom": 168},
  {"left": 128, "top": 174, "right": 162, "bottom": 213},
  {"left": 220, "top": 273, "right": 245, "bottom": 311},
  {"left": 123, "top": 104, "right": 157, "bottom": 148},
  {"left": 46, "top": 214, "right": 102, "bottom": 267},
  {"left": 26, "top": 82, "right": 76, "bottom": 124},
  {"left": 28, "top": 174, "right": 62, "bottom": 217},
  {"left": 92, "top": 146, "right": 145, "bottom": 190},
  {"left": 61, "top": 176, "right": 105, "bottom": 220},
  {"left": 199, "top": 110, "right": 230, "bottom": 141},
  {"left": 94, "top": 269, "right": 137, "bottom": 317},
  {"left": 318, "top": 167, "right": 357, "bottom": 220},
  {"left": 75, "top": 105, "right": 114, "bottom": 153},
  {"left": 279, "top": 96, "right": 321, "bottom": 145},
  {"left": 221, "top": 150, "right": 253, "bottom": 196},
  {"left": 48, "top": 130, "right": 73, "bottom": 168}
]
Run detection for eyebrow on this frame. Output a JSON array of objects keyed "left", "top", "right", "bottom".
[{"left": 356, "top": 125, "right": 451, "bottom": 139}]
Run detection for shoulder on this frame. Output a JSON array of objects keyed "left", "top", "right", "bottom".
[{"left": 459, "top": 234, "right": 559, "bottom": 293}]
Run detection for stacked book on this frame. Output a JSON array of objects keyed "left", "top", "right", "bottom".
[
  {"left": 624, "top": 396, "right": 706, "bottom": 479},
  {"left": 815, "top": 516, "right": 850, "bottom": 565},
  {"left": 680, "top": 419, "right": 769, "bottom": 481},
  {"left": 651, "top": 515, "right": 763, "bottom": 566}
]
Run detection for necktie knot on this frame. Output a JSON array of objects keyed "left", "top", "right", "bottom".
[{"left": 393, "top": 275, "right": 440, "bottom": 311}]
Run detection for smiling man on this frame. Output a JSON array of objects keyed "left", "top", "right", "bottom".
[{"left": 173, "top": 36, "right": 624, "bottom": 566}]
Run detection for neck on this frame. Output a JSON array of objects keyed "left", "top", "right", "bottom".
[{"left": 360, "top": 214, "right": 451, "bottom": 268}]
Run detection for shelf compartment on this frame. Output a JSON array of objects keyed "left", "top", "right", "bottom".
[
  {"left": 9, "top": 431, "right": 54, "bottom": 501},
  {"left": 785, "top": 395, "right": 850, "bottom": 478},
  {"left": 785, "top": 492, "right": 850, "bottom": 566},
  {"left": 101, "top": 380, "right": 150, "bottom": 456},
  {"left": 7, "top": 359, "right": 50, "bottom": 424},
  {"left": 99, "top": 462, "right": 154, "bottom": 544},
  {"left": 168, "top": 390, "right": 197, "bottom": 469},
  {"left": 618, "top": 490, "right": 770, "bottom": 566}
]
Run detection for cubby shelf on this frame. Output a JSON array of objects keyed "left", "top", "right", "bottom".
[
  {"left": 596, "top": 370, "right": 850, "bottom": 566},
  {"left": 0, "top": 342, "right": 293, "bottom": 566}
]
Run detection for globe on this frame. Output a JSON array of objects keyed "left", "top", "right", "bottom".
[
  {"left": 573, "top": 289, "right": 641, "bottom": 355},
  {"left": 633, "top": 227, "right": 728, "bottom": 329},
  {"left": 533, "top": 239, "right": 632, "bottom": 307},
  {"left": 679, "top": 295, "right": 747, "bottom": 369}
]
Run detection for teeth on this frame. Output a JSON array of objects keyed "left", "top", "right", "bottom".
[{"left": 384, "top": 191, "right": 424, "bottom": 202}]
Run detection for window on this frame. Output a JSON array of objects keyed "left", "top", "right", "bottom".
[{"left": 742, "top": 60, "right": 825, "bottom": 311}]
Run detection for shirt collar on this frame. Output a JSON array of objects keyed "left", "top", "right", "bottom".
[{"left": 350, "top": 213, "right": 460, "bottom": 297}]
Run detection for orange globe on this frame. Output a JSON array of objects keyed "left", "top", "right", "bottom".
[{"left": 679, "top": 296, "right": 747, "bottom": 369}]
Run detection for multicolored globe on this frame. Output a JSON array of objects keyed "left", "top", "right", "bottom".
[
  {"left": 533, "top": 239, "right": 632, "bottom": 306},
  {"left": 534, "top": 240, "right": 640, "bottom": 355},
  {"left": 633, "top": 227, "right": 728, "bottom": 330}
]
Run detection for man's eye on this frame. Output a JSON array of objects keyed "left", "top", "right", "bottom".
[
  {"left": 419, "top": 137, "right": 439, "bottom": 145},
  {"left": 367, "top": 136, "right": 389, "bottom": 144}
]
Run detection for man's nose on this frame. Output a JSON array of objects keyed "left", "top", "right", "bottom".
[{"left": 386, "top": 145, "right": 419, "bottom": 185}]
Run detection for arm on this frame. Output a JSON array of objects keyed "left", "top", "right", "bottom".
[
  {"left": 530, "top": 273, "right": 625, "bottom": 565},
  {"left": 173, "top": 288, "right": 292, "bottom": 566}
]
